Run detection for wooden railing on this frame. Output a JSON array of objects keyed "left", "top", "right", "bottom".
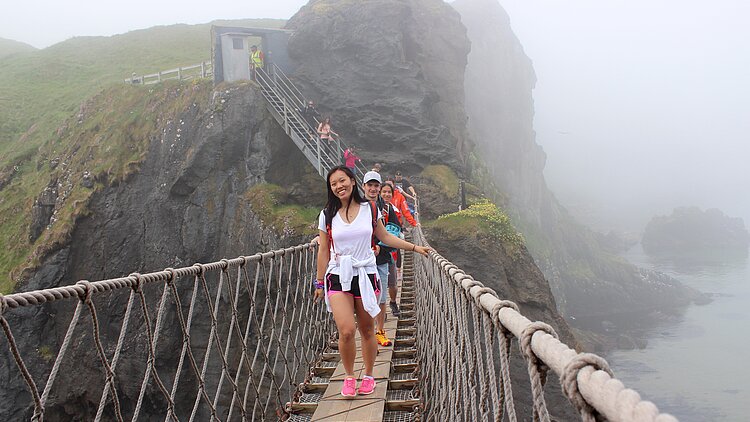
[{"left": 125, "top": 61, "right": 213, "bottom": 85}]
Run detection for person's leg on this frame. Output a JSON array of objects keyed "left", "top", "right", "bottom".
[
  {"left": 354, "top": 298, "right": 378, "bottom": 377},
  {"left": 329, "top": 293, "right": 357, "bottom": 376},
  {"left": 375, "top": 264, "right": 392, "bottom": 346},
  {"left": 376, "top": 264, "right": 388, "bottom": 331},
  {"left": 396, "top": 249, "right": 403, "bottom": 280},
  {"left": 387, "top": 258, "right": 400, "bottom": 316}
]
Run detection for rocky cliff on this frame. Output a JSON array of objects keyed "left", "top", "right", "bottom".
[
  {"left": 0, "top": 0, "right": 648, "bottom": 418},
  {"left": 452, "top": 0, "right": 702, "bottom": 327},
  {"left": 286, "top": 1, "right": 577, "bottom": 417},
  {"left": 285, "top": 0, "right": 471, "bottom": 173},
  {"left": 0, "top": 82, "right": 321, "bottom": 420}
]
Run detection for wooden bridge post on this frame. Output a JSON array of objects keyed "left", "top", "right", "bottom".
[
  {"left": 201, "top": 62, "right": 206, "bottom": 78},
  {"left": 157, "top": 71, "right": 162, "bottom": 82},
  {"left": 177, "top": 67, "right": 182, "bottom": 80},
  {"left": 460, "top": 180, "right": 466, "bottom": 210}
]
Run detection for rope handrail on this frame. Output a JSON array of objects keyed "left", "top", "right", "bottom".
[
  {"left": 409, "top": 223, "right": 678, "bottom": 422},
  {"left": 0, "top": 201, "right": 679, "bottom": 421},
  {"left": 0, "top": 242, "right": 333, "bottom": 421}
]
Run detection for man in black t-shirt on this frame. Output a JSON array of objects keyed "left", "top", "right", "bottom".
[{"left": 394, "top": 171, "right": 417, "bottom": 214}]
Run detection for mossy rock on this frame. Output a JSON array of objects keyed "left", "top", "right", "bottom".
[
  {"left": 426, "top": 199, "right": 524, "bottom": 253},
  {"left": 245, "top": 183, "right": 319, "bottom": 237}
]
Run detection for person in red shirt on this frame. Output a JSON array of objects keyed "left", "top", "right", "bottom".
[
  {"left": 343, "top": 146, "right": 362, "bottom": 177},
  {"left": 386, "top": 180, "right": 417, "bottom": 227},
  {"left": 385, "top": 180, "right": 419, "bottom": 283}
]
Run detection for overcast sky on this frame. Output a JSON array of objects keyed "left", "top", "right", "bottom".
[{"left": 3, "top": 0, "right": 749, "bottom": 229}]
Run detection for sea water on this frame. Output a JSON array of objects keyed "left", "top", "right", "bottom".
[{"left": 607, "top": 244, "right": 750, "bottom": 421}]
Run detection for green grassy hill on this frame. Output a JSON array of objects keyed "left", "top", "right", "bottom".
[
  {"left": 0, "top": 37, "right": 37, "bottom": 59},
  {"left": 0, "top": 18, "right": 284, "bottom": 291},
  {"left": 0, "top": 18, "right": 284, "bottom": 167}
]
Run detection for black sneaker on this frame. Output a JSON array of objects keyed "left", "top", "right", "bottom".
[{"left": 390, "top": 302, "right": 400, "bottom": 317}]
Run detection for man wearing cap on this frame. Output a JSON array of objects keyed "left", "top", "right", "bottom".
[{"left": 362, "top": 171, "right": 399, "bottom": 347}]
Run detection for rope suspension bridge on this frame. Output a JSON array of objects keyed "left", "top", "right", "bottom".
[
  {"left": 0, "top": 228, "right": 679, "bottom": 421},
  {"left": 0, "top": 64, "right": 678, "bottom": 421}
]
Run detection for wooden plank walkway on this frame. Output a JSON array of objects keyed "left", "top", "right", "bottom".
[
  {"left": 287, "top": 250, "right": 419, "bottom": 421},
  {"left": 310, "top": 306, "right": 399, "bottom": 421}
]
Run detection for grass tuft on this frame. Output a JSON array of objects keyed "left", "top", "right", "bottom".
[{"left": 429, "top": 198, "right": 525, "bottom": 249}]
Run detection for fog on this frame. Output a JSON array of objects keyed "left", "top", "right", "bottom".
[
  {"left": 3, "top": 0, "right": 749, "bottom": 231},
  {"left": 501, "top": 0, "right": 750, "bottom": 231}
]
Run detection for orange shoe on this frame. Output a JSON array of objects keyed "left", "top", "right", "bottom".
[{"left": 375, "top": 329, "right": 392, "bottom": 346}]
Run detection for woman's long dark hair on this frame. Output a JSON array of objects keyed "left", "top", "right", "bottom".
[{"left": 324, "top": 165, "right": 365, "bottom": 227}]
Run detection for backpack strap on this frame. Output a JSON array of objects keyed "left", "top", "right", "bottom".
[
  {"left": 369, "top": 201, "right": 378, "bottom": 249},
  {"left": 325, "top": 210, "right": 336, "bottom": 255}
]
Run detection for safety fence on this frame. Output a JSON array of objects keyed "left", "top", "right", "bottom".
[
  {"left": 125, "top": 62, "right": 213, "bottom": 85},
  {"left": 410, "top": 224, "right": 678, "bottom": 422},
  {"left": 0, "top": 243, "right": 333, "bottom": 421}
]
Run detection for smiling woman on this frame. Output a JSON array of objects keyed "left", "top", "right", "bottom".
[{"left": 313, "top": 165, "right": 429, "bottom": 397}]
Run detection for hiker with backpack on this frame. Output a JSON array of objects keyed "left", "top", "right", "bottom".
[
  {"left": 378, "top": 182, "right": 403, "bottom": 317},
  {"left": 360, "top": 171, "right": 401, "bottom": 347},
  {"left": 314, "top": 166, "right": 430, "bottom": 398}
]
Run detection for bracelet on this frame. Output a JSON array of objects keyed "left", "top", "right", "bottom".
[
  {"left": 313, "top": 278, "right": 324, "bottom": 289},
  {"left": 411, "top": 244, "right": 416, "bottom": 251}
]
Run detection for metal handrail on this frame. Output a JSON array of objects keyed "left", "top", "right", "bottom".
[
  {"left": 257, "top": 64, "right": 370, "bottom": 184},
  {"left": 255, "top": 67, "right": 340, "bottom": 172},
  {"left": 270, "top": 64, "right": 306, "bottom": 110}
]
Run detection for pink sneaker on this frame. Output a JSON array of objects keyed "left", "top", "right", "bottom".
[
  {"left": 358, "top": 376, "right": 376, "bottom": 395},
  {"left": 341, "top": 376, "right": 357, "bottom": 397}
]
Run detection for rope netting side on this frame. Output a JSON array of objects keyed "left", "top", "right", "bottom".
[
  {"left": 0, "top": 242, "right": 332, "bottom": 421},
  {"left": 410, "top": 226, "right": 679, "bottom": 422}
]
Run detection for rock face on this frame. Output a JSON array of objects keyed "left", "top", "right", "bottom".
[
  {"left": 285, "top": 0, "right": 471, "bottom": 174},
  {"left": 452, "top": 0, "right": 546, "bottom": 222},
  {"left": 452, "top": 0, "right": 701, "bottom": 320},
  {"left": 643, "top": 207, "right": 750, "bottom": 254},
  {"left": 0, "top": 84, "right": 318, "bottom": 420},
  {"left": 28, "top": 179, "right": 58, "bottom": 242}
]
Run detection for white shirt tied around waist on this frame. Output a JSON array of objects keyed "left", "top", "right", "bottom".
[
  {"left": 318, "top": 202, "right": 382, "bottom": 318},
  {"left": 325, "top": 254, "right": 379, "bottom": 317}
]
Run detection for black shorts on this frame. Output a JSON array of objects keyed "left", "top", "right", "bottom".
[{"left": 326, "top": 273, "right": 379, "bottom": 299}]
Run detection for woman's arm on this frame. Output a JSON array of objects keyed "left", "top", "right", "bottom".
[
  {"left": 374, "top": 221, "right": 430, "bottom": 256},
  {"left": 398, "top": 198, "right": 418, "bottom": 227},
  {"left": 314, "top": 229, "right": 330, "bottom": 301}
]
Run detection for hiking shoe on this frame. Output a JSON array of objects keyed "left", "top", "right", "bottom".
[
  {"left": 390, "top": 302, "right": 401, "bottom": 317},
  {"left": 358, "top": 376, "right": 376, "bottom": 395},
  {"left": 375, "top": 329, "right": 392, "bottom": 346},
  {"left": 341, "top": 377, "right": 357, "bottom": 397}
]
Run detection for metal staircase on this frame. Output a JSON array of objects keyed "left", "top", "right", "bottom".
[{"left": 255, "top": 64, "right": 369, "bottom": 181}]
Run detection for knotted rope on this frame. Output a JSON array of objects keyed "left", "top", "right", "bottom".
[
  {"left": 0, "top": 243, "right": 331, "bottom": 421},
  {"left": 0, "top": 226, "right": 680, "bottom": 422},
  {"left": 409, "top": 224, "right": 679, "bottom": 422}
]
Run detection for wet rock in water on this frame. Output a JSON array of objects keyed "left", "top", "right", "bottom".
[{"left": 643, "top": 206, "right": 750, "bottom": 255}]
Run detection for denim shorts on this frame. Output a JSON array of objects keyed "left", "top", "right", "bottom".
[{"left": 376, "top": 263, "right": 389, "bottom": 304}]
